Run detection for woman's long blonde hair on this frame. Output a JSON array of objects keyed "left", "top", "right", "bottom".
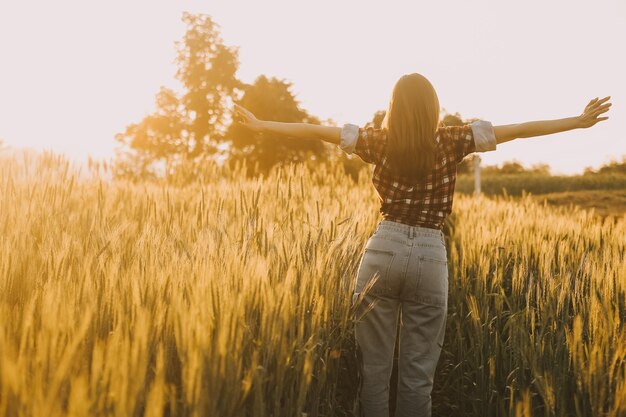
[{"left": 382, "top": 73, "right": 440, "bottom": 180}]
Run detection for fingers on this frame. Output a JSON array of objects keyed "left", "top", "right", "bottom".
[
  {"left": 588, "top": 96, "right": 610, "bottom": 109},
  {"left": 233, "top": 103, "right": 246, "bottom": 117},
  {"left": 233, "top": 104, "right": 251, "bottom": 124},
  {"left": 585, "top": 96, "right": 611, "bottom": 116},
  {"left": 233, "top": 103, "right": 245, "bottom": 116},
  {"left": 592, "top": 103, "right": 612, "bottom": 117},
  {"left": 233, "top": 106, "right": 247, "bottom": 125},
  {"left": 234, "top": 103, "right": 254, "bottom": 118},
  {"left": 587, "top": 97, "right": 599, "bottom": 108},
  {"left": 590, "top": 116, "right": 609, "bottom": 127},
  {"left": 232, "top": 103, "right": 260, "bottom": 131}
]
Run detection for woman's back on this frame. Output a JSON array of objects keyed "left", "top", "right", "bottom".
[{"left": 339, "top": 121, "right": 497, "bottom": 230}]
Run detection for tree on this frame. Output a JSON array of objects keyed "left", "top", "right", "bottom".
[
  {"left": 114, "top": 87, "right": 187, "bottom": 179},
  {"left": 367, "top": 110, "right": 386, "bottom": 129},
  {"left": 440, "top": 111, "right": 480, "bottom": 175},
  {"left": 114, "top": 12, "right": 242, "bottom": 179},
  {"left": 584, "top": 156, "right": 626, "bottom": 175},
  {"left": 175, "top": 12, "right": 242, "bottom": 158},
  {"left": 440, "top": 111, "right": 465, "bottom": 127},
  {"left": 226, "top": 75, "right": 327, "bottom": 175}
]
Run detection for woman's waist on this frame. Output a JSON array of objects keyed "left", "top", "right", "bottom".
[{"left": 376, "top": 218, "right": 444, "bottom": 239}]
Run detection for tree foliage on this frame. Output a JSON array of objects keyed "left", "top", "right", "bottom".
[
  {"left": 175, "top": 12, "right": 242, "bottom": 158},
  {"left": 367, "top": 110, "right": 386, "bottom": 129},
  {"left": 114, "top": 12, "right": 241, "bottom": 179},
  {"left": 114, "top": 12, "right": 332, "bottom": 180},
  {"left": 584, "top": 155, "right": 626, "bottom": 175},
  {"left": 226, "top": 75, "right": 326, "bottom": 175}
]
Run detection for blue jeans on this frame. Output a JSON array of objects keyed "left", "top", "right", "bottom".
[{"left": 353, "top": 219, "right": 448, "bottom": 417}]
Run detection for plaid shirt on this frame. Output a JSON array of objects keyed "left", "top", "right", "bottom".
[{"left": 340, "top": 121, "right": 497, "bottom": 230}]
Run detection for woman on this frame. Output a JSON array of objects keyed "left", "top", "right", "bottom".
[{"left": 233, "top": 73, "right": 611, "bottom": 417}]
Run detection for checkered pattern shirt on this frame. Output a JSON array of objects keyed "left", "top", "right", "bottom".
[{"left": 339, "top": 121, "right": 497, "bottom": 230}]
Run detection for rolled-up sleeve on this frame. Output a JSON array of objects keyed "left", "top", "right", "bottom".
[
  {"left": 339, "top": 123, "right": 382, "bottom": 164},
  {"left": 469, "top": 120, "right": 497, "bottom": 152},
  {"left": 339, "top": 123, "right": 359, "bottom": 154}
]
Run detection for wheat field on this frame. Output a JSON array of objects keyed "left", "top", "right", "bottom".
[{"left": 1, "top": 151, "right": 625, "bottom": 417}]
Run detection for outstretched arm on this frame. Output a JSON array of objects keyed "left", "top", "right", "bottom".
[
  {"left": 233, "top": 103, "right": 342, "bottom": 145},
  {"left": 492, "top": 96, "right": 612, "bottom": 145}
]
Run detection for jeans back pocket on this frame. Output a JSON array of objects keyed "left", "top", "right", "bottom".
[
  {"left": 354, "top": 248, "right": 396, "bottom": 297},
  {"left": 415, "top": 255, "right": 448, "bottom": 306}
]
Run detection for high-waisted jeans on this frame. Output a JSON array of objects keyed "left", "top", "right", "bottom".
[{"left": 353, "top": 219, "right": 448, "bottom": 417}]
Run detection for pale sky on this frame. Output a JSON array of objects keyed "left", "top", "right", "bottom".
[{"left": 1, "top": 0, "right": 624, "bottom": 175}]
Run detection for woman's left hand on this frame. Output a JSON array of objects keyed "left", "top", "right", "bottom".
[
  {"left": 233, "top": 103, "right": 265, "bottom": 132},
  {"left": 577, "top": 96, "right": 611, "bottom": 128}
]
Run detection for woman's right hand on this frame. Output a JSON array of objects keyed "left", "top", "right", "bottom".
[
  {"left": 233, "top": 103, "right": 265, "bottom": 132},
  {"left": 577, "top": 96, "right": 612, "bottom": 128}
]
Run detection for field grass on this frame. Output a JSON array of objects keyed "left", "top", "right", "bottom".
[
  {"left": 1, "top": 152, "right": 625, "bottom": 417},
  {"left": 456, "top": 172, "right": 626, "bottom": 222}
]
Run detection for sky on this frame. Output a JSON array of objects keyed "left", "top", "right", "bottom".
[{"left": 0, "top": 0, "right": 624, "bottom": 175}]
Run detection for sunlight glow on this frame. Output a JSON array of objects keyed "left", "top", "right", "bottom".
[{"left": 0, "top": 0, "right": 624, "bottom": 174}]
